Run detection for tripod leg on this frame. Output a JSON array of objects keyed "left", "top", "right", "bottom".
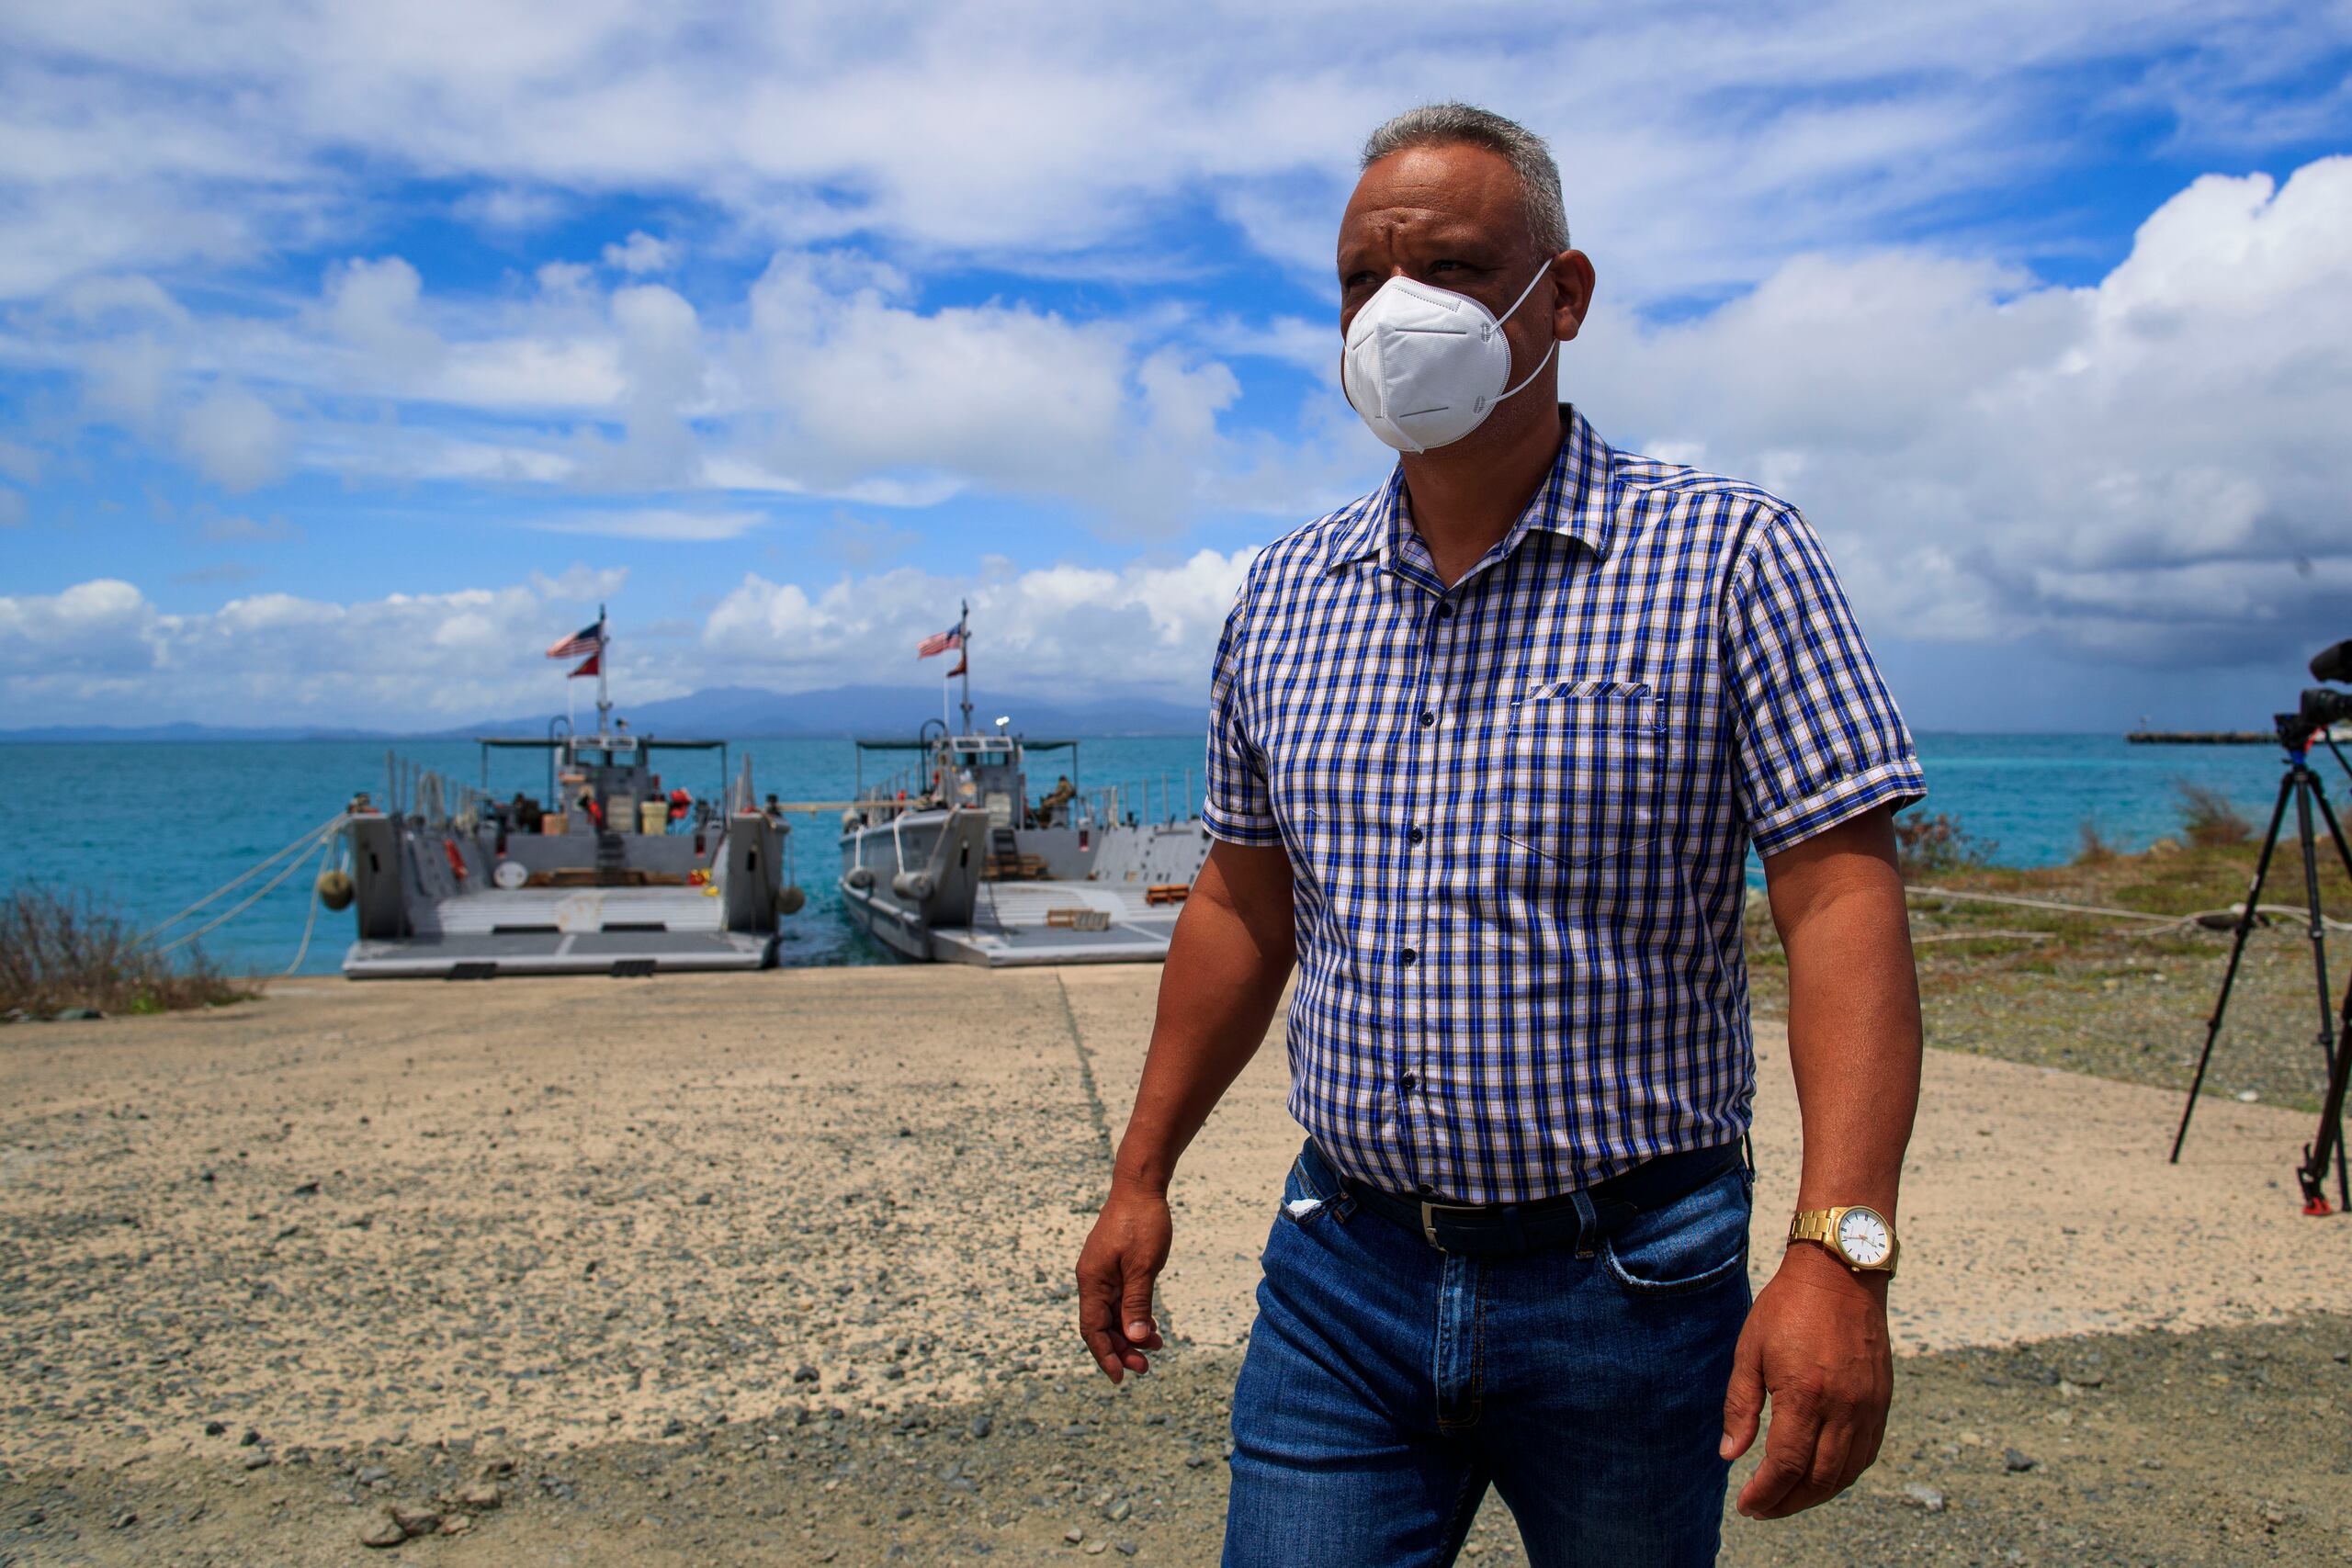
[
  {"left": 2289, "top": 772, "right": 2350, "bottom": 1209},
  {"left": 2294, "top": 776, "right": 2352, "bottom": 1213},
  {"left": 2174, "top": 771, "right": 2296, "bottom": 1162}
]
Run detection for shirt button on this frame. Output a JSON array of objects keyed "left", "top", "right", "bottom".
[
  {"left": 1418, "top": 710, "right": 1435, "bottom": 727},
  {"left": 1435, "top": 603, "right": 1453, "bottom": 619},
  {"left": 1417, "top": 1182, "right": 1437, "bottom": 1198},
  {"left": 1398, "top": 1071, "right": 1418, "bottom": 1090},
  {"left": 1407, "top": 826, "right": 1425, "bottom": 845},
  {"left": 1399, "top": 948, "right": 1417, "bottom": 965}
]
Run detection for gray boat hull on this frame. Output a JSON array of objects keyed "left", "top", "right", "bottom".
[
  {"left": 343, "top": 808, "right": 788, "bottom": 979},
  {"left": 838, "top": 807, "right": 1213, "bottom": 965}
]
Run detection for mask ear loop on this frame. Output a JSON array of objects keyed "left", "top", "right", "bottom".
[
  {"left": 1486, "top": 261, "right": 1555, "bottom": 334},
  {"left": 1495, "top": 337, "right": 1559, "bottom": 403},
  {"left": 1476, "top": 261, "right": 1562, "bottom": 411}
]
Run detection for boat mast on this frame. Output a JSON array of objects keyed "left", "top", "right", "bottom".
[
  {"left": 957, "top": 599, "right": 974, "bottom": 736},
  {"left": 597, "top": 602, "right": 613, "bottom": 738}
]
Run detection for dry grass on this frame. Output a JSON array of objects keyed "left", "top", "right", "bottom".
[
  {"left": 0, "top": 887, "right": 250, "bottom": 1020},
  {"left": 2176, "top": 778, "right": 2255, "bottom": 847},
  {"left": 2075, "top": 817, "right": 2118, "bottom": 865},
  {"left": 1894, "top": 811, "right": 1996, "bottom": 879}
]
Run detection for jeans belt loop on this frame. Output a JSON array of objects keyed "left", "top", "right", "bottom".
[{"left": 1569, "top": 1188, "right": 1600, "bottom": 1258}]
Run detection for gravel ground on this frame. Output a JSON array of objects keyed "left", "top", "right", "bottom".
[
  {"left": 5, "top": 958, "right": 2350, "bottom": 1565},
  {"left": 6, "top": 1312, "right": 2347, "bottom": 1565}
]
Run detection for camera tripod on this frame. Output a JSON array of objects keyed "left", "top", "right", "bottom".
[{"left": 2169, "top": 715, "right": 2352, "bottom": 1214}]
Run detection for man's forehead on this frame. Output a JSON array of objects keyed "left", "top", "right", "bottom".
[
  {"left": 1340, "top": 146, "right": 1522, "bottom": 244},
  {"left": 1336, "top": 207, "right": 1512, "bottom": 261}
]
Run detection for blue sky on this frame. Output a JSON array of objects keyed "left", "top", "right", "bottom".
[{"left": 3, "top": 2, "right": 2350, "bottom": 732}]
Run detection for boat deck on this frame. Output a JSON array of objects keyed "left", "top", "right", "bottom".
[
  {"left": 345, "top": 886, "right": 774, "bottom": 977},
  {"left": 927, "top": 881, "right": 1183, "bottom": 967}
]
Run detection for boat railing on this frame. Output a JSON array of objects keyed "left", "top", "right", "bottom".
[
  {"left": 383, "top": 751, "right": 493, "bottom": 829},
  {"left": 1081, "top": 770, "right": 1201, "bottom": 829},
  {"left": 845, "top": 762, "right": 1206, "bottom": 830}
]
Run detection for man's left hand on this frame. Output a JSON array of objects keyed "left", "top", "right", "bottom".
[{"left": 1718, "top": 1241, "right": 1893, "bottom": 1518}]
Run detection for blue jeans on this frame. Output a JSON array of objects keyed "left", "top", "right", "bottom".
[{"left": 1223, "top": 1143, "right": 1753, "bottom": 1568}]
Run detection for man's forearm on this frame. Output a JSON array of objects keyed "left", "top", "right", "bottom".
[
  {"left": 1768, "top": 810, "right": 1922, "bottom": 1220},
  {"left": 1113, "top": 844, "right": 1295, "bottom": 1194}
]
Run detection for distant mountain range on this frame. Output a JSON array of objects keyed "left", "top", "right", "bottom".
[{"left": 0, "top": 683, "right": 1210, "bottom": 743}]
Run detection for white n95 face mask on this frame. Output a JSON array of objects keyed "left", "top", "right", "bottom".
[{"left": 1340, "top": 262, "right": 1559, "bottom": 453}]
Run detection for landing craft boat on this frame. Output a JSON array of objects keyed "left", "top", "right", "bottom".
[
  {"left": 329, "top": 612, "right": 802, "bottom": 978},
  {"left": 836, "top": 607, "right": 1212, "bottom": 965}
]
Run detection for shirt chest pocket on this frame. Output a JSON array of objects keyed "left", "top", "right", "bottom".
[{"left": 1499, "top": 680, "right": 1666, "bottom": 869}]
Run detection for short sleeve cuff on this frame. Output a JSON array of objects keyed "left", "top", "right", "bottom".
[
  {"left": 1201, "top": 800, "right": 1283, "bottom": 847},
  {"left": 1747, "top": 757, "right": 1926, "bottom": 859}
]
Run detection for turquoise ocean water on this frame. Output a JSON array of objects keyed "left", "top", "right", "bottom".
[{"left": 0, "top": 732, "right": 2330, "bottom": 976}]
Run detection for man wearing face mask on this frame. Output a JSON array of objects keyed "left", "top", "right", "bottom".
[{"left": 1076, "top": 104, "right": 1926, "bottom": 1566}]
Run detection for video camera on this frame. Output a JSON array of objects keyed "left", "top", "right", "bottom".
[{"left": 2286, "top": 637, "right": 2352, "bottom": 746}]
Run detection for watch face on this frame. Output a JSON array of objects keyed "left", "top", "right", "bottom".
[{"left": 1837, "top": 1207, "right": 1893, "bottom": 1267}]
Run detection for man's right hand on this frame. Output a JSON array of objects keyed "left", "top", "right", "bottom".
[{"left": 1075, "top": 1184, "right": 1172, "bottom": 1382}]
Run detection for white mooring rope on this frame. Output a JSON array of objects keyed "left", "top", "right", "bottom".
[
  {"left": 142, "top": 815, "right": 351, "bottom": 957},
  {"left": 1905, "top": 884, "right": 2352, "bottom": 934}
]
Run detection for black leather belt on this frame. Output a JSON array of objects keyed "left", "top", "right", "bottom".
[{"left": 1295, "top": 1136, "right": 1745, "bottom": 1258}]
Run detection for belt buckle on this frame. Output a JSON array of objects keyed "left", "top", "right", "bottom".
[{"left": 1419, "top": 1199, "right": 1473, "bottom": 1250}]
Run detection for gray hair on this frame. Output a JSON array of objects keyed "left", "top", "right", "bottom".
[{"left": 1360, "top": 103, "right": 1569, "bottom": 256}]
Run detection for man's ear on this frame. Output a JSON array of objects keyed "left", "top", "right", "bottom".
[{"left": 1551, "top": 252, "right": 1596, "bottom": 344}]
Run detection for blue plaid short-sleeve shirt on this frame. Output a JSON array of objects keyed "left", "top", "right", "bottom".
[{"left": 1203, "top": 407, "right": 1924, "bottom": 1205}]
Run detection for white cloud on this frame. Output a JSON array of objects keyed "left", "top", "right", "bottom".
[
  {"left": 176, "top": 382, "right": 288, "bottom": 491},
  {"left": 528, "top": 565, "right": 629, "bottom": 601},
  {"left": 528, "top": 507, "right": 766, "bottom": 541},
  {"left": 6, "top": 239, "right": 1283, "bottom": 526},
  {"left": 729, "top": 250, "right": 1252, "bottom": 529},
  {"left": 0, "top": 570, "right": 641, "bottom": 726},
  {"left": 321, "top": 255, "right": 442, "bottom": 372},
  {"left": 602, "top": 231, "right": 678, "bottom": 275},
  {"left": 3, "top": 3, "right": 2344, "bottom": 302},
  {"left": 0, "top": 578, "right": 167, "bottom": 675},
  {"left": 704, "top": 547, "right": 1253, "bottom": 697},
  {"left": 452, "top": 185, "right": 569, "bottom": 234},
  {"left": 1578, "top": 157, "right": 2352, "bottom": 665},
  {"left": 0, "top": 550, "right": 1244, "bottom": 726}
]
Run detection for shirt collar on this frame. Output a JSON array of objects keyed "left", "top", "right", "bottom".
[{"left": 1323, "top": 405, "right": 1617, "bottom": 575}]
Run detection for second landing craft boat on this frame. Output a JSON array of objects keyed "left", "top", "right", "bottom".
[{"left": 837, "top": 608, "right": 1212, "bottom": 965}]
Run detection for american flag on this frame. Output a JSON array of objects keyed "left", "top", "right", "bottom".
[
  {"left": 917, "top": 625, "right": 964, "bottom": 659},
  {"left": 547, "top": 616, "right": 605, "bottom": 659}
]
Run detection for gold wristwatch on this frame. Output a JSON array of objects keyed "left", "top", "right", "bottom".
[{"left": 1788, "top": 1206, "right": 1900, "bottom": 1277}]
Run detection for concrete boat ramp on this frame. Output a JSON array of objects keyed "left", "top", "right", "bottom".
[
  {"left": 344, "top": 885, "right": 775, "bottom": 977},
  {"left": 930, "top": 881, "right": 1185, "bottom": 966}
]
